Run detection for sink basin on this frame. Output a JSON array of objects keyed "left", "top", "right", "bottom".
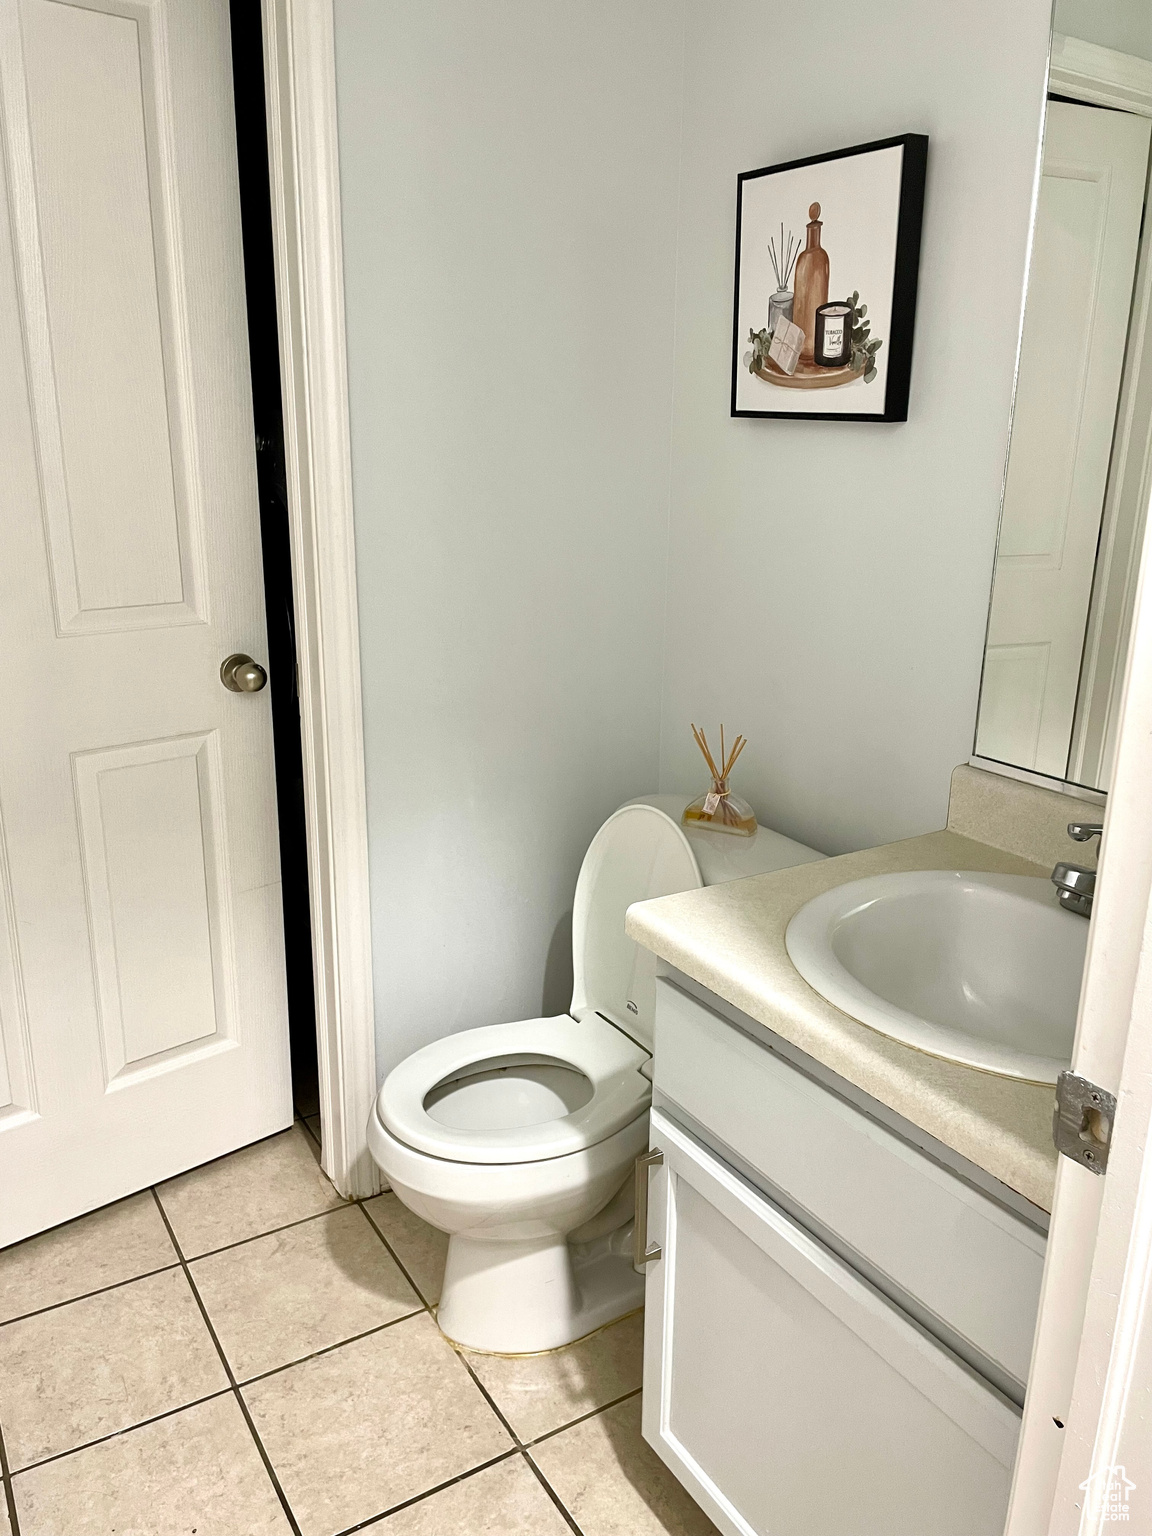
[{"left": 784, "top": 871, "right": 1088, "bottom": 1083}]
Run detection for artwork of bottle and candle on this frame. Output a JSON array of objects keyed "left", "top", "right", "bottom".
[{"left": 731, "top": 135, "right": 927, "bottom": 422}]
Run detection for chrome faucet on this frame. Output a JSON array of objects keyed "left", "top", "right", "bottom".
[{"left": 1051, "top": 822, "right": 1102, "bottom": 917}]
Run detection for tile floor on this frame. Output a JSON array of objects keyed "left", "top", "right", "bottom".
[{"left": 0, "top": 1121, "right": 719, "bottom": 1536}]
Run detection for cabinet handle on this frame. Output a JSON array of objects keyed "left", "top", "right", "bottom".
[{"left": 634, "top": 1148, "right": 664, "bottom": 1268}]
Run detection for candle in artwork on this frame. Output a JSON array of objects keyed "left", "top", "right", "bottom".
[{"left": 814, "top": 302, "right": 853, "bottom": 367}]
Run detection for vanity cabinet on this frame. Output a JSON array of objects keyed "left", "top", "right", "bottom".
[{"left": 642, "top": 978, "right": 1046, "bottom": 1536}]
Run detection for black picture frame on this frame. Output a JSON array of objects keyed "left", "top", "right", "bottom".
[{"left": 730, "top": 133, "right": 928, "bottom": 423}]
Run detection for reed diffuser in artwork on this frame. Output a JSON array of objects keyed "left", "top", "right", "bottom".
[
  {"left": 766, "top": 223, "right": 799, "bottom": 334},
  {"left": 682, "top": 724, "right": 757, "bottom": 837}
]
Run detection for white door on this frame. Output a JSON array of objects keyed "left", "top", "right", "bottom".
[
  {"left": 0, "top": 0, "right": 292, "bottom": 1245},
  {"left": 976, "top": 101, "right": 1151, "bottom": 778},
  {"left": 642, "top": 1110, "right": 1020, "bottom": 1536}
]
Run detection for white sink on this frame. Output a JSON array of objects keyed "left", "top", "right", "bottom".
[{"left": 785, "top": 871, "right": 1088, "bottom": 1083}]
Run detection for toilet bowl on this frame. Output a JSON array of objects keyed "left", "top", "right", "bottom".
[{"left": 368, "top": 796, "right": 824, "bottom": 1354}]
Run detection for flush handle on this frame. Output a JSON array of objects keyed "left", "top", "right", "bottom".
[
  {"left": 220, "top": 653, "right": 268, "bottom": 693},
  {"left": 633, "top": 1148, "right": 664, "bottom": 1270}
]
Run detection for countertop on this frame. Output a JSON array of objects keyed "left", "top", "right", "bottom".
[{"left": 625, "top": 828, "right": 1059, "bottom": 1212}]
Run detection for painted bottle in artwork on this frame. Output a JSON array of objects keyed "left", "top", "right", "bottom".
[{"left": 792, "top": 203, "right": 829, "bottom": 362}]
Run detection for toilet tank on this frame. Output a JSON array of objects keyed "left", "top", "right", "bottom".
[
  {"left": 624, "top": 794, "right": 825, "bottom": 886},
  {"left": 571, "top": 797, "right": 825, "bottom": 1050}
]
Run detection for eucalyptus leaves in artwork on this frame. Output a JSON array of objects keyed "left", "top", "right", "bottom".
[
  {"left": 847, "top": 291, "right": 883, "bottom": 383},
  {"left": 747, "top": 327, "right": 772, "bottom": 375}
]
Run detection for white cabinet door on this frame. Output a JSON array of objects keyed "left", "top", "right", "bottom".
[
  {"left": 642, "top": 1110, "right": 1020, "bottom": 1536},
  {"left": 0, "top": 0, "right": 291, "bottom": 1244}
]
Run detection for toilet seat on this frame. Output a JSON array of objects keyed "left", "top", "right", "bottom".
[{"left": 376, "top": 1012, "right": 650, "bottom": 1165}]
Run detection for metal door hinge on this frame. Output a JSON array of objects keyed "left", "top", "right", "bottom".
[{"left": 1054, "top": 1072, "right": 1116, "bottom": 1174}]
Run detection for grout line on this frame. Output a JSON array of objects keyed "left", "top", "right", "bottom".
[
  {"left": 0, "top": 1418, "right": 21, "bottom": 1536},
  {"left": 150, "top": 1190, "right": 305, "bottom": 1536},
  {"left": 298, "top": 1114, "right": 322, "bottom": 1150},
  {"left": 525, "top": 1386, "right": 643, "bottom": 1448},
  {"left": 453, "top": 1354, "right": 523, "bottom": 1447},
  {"left": 7, "top": 1389, "right": 235, "bottom": 1477},
  {"left": 0, "top": 1261, "right": 184, "bottom": 1330},
  {"left": 328, "top": 1448, "right": 523, "bottom": 1536},
  {"left": 236, "top": 1309, "right": 427, "bottom": 1389},
  {"left": 521, "top": 1450, "right": 584, "bottom": 1536},
  {"left": 357, "top": 1202, "right": 437, "bottom": 1310},
  {"left": 157, "top": 1199, "right": 349, "bottom": 1266}
]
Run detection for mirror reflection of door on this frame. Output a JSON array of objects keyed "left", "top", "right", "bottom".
[{"left": 976, "top": 96, "right": 1152, "bottom": 788}]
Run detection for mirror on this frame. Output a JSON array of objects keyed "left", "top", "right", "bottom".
[{"left": 974, "top": 13, "right": 1152, "bottom": 793}]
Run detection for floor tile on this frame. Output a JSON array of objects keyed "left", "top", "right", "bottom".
[
  {"left": 243, "top": 1312, "right": 512, "bottom": 1536},
  {"left": 531, "top": 1395, "right": 720, "bottom": 1536},
  {"left": 0, "top": 1489, "right": 10, "bottom": 1536},
  {"left": 12, "top": 1393, "right": 291, "bottom": 1535},
  {"left": 303, "top": 1113, "right": 321, "bottom": 1145},
  {"left": 0, "top": 1266, "right": 229, "bottom": 1470},
  {"left": 157, "top": 1125, "right": 345, "bottom": 1258},
  {"left": 191, "top": 1205, "right": 421, "bottom": 1380},
  {"left": 465, "top": 1310, "right": 643, "bottom": 1442},
  {"left": 380, "top": 1453, "right": 571, "bottom": 1534},
  {"left": 363, "top": 1193, "right": 449, "bottom": 1305},
  {"left": 0, "top": 1191, "right": 176, "bottom": 1324}
]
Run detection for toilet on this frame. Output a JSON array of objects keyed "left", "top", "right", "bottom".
[{"left": 367, "top": 795, "right": 823, "bottom": 1354}]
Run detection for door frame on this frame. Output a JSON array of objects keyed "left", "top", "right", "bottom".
[
  {"left": 1005, "top": 38, "right": 1152, "bottom": 1532},
  {"left": 1055, "top": 36, "right": 1152, "bottom": 788},
  {"left": 258, "top": 0, "right": 379, "bottom": 1200}
]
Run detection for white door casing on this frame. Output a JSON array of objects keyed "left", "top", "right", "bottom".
[
  {"left": 0, "top": 0, "right": 292, "bottom": 1244},
  {"left": 977, "top": 101, "right": 1151, "bottom": 779},
  {"left": 259, "top": 0, "right": 379, "bottom": 1200}
]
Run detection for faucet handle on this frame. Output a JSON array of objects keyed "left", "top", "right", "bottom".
[{"left": 1068, "top": 822, "right": 1103, "bottom": 843}]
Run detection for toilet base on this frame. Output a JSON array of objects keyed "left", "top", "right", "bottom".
[{"left": 437, "top": 1224, "right": 645, "bottom": 1354}]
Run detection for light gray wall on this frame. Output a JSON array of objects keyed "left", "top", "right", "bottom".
[
  {"left": 658, "top": 0, "right": 1054, "bottom": 855},
  {"left": 1055, "top": 0, "right": 1152, "bottom": 61},
  {"left": 334, "top": 0, "right": 1056, "bottom": 1076},
  {"left": 333, "top": 1, "right": 686, "bottom": 1073}
]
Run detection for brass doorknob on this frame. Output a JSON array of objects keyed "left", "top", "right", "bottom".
[{"left": 220, "top": 653, "right": 268, "bottom": 693}]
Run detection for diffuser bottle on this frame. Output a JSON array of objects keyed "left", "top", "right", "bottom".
[
  {"left": 683, "top": 788, "right": 757, "bottom": 836},
  {"left": 792, "top": 203, "right": 830, "bottom": 362},
  {"left": 682, "top": 725, "right": 757, "bottom": 837}
]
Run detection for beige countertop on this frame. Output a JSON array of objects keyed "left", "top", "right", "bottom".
[{"left": 625, "top": 828, "right": 1059, "bottom": 1212}]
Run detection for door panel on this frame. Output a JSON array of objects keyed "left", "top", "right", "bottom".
[
  {"left": 0, "top": 0, "right": 291, "bottom": 1243},
  {"left": 9, "top": 0, "right": 207, "bottom": 634},
  {"left": 73, "top": 734, "right": 232, "bottom": 1083},
  {"left": 643, "top": 1111, "right": 1019, "bottom": 1536}
]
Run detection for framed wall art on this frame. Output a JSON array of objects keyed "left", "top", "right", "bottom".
[{"left": 731, "top": 134, "right": 927, "bottom": 422}]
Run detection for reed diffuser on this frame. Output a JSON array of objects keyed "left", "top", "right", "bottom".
[
  {"left": 766, "top": 223, "right": 799, "bottom": 334},
  {"left": 682, "top": 724, "right": 757, "bottom": 837}
]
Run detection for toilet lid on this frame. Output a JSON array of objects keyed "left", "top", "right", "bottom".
[
  {"left": 570, "top": 803, "right": 702, "bottom": 1048},
  {"left": 376, "top": 1013, "right": 651, "bottom": 1164}
]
